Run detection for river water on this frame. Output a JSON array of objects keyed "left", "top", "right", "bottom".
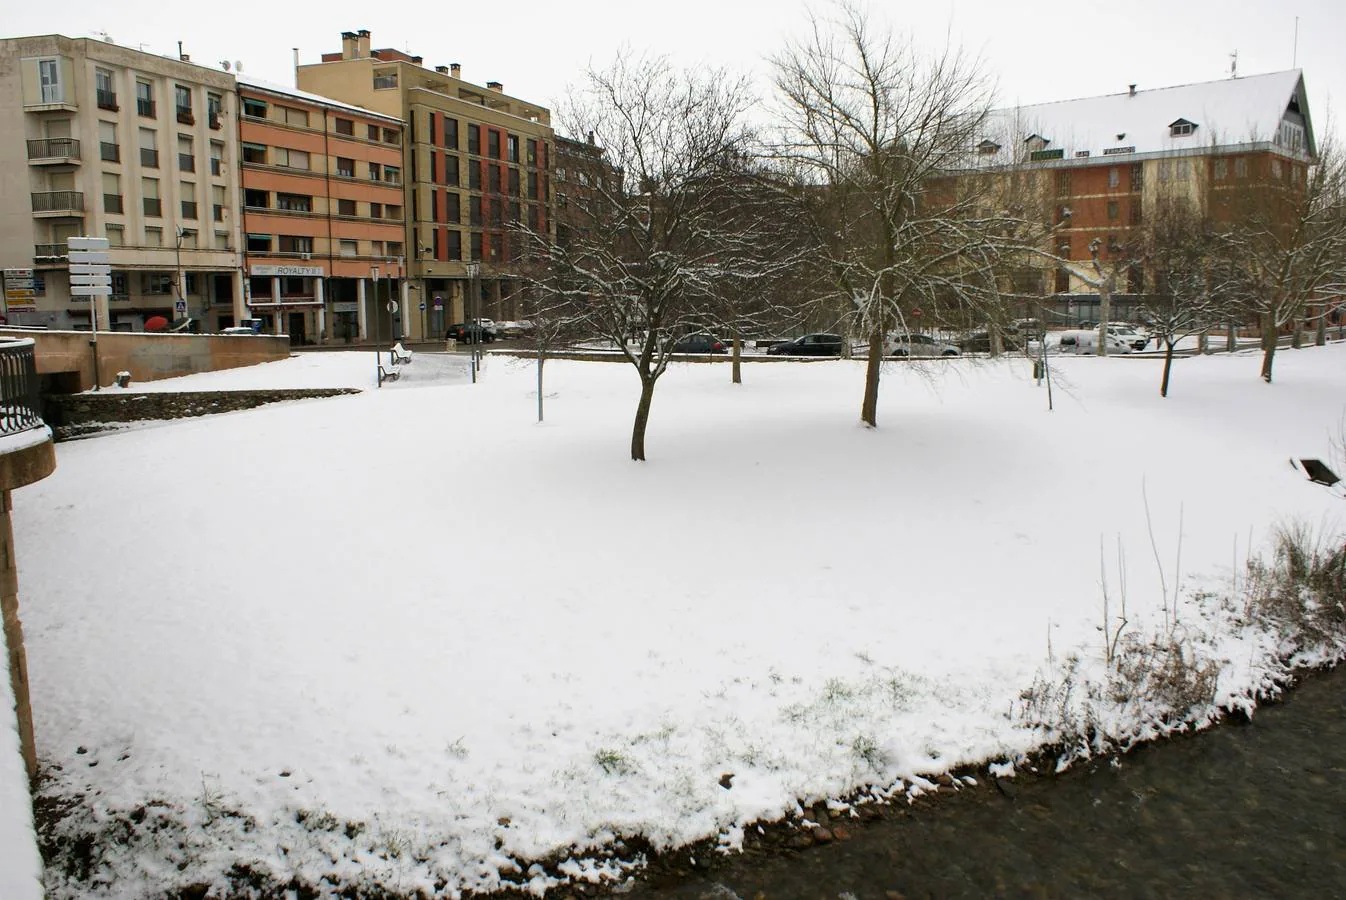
[{"left": 632, "top": 667, "right": 1346, "bottom": 899}]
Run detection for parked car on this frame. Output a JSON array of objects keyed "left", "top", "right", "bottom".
[
  {"left": 886, "top": 333, "right": 960, "bottom": 357},
  {"left": 671, "top": 333, "right": 727, "bottom": 354},
  {"left": 496, "top": 320, "right": 534, "bottom": 338},
  {"left": 1055, "top": 329, "right": 1133, "bottom": 355},
  {"left": 1105, "top": 322, "right": 1151, "bottom": 351},
  {"left": 446, "top": 322, "right": 496, "bottom": 343},
  {"left": 765, "top": 333, "right": 844, "bottom": 356},
  {"left": 476, "top": 318, "right": 500, "bottom": 338}
]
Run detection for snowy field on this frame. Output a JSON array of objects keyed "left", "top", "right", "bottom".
[
  {"left": 18, "top": 346, "right": 1346, "bottom": 896},
  {"left": 95, "top": 349, "right": 471, "bottom": 392}
]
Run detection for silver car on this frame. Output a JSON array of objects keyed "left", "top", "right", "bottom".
[{"left": 886, "top": 333, "right": 961, "bottom": 357}]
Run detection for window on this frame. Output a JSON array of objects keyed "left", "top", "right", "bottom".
[
  {"left": 37, "top": 58, "right": 63, "bottom": 104},
  {"left": 386, "top": 204, "right": 402, "bottom": 219},
  {"left": 336, "top": 156, "right": 354, "bottom": 177},
  {"left": 242, "top": 142, "right": 267, "bottom": 164},
  {"left": 1214, "top": 158, "right": 1228, "bottom": 180},
  {"left": 209, "top": 141, "right": 224, "bottom": 176},
  {"left": 274, "top": 148, "right": 309, "bottom": 170},
  {"left": 1271, "top": 158, "right": 1283, "bottom": 179},
  {"left": 144, "top": 227, "right": 163, "bottom": 247},
  {"left": 280, "top": 106, "right": 308, "bottom": 127},
  {"left": 470, "top": 232, "right": 482, "bottom": 260},
  {"left": 488, "top": 166, "right": 501, "bottom": 193},
  {"left": 507, "top": 134, "right": 519, "bottom": 162},
  {"left": 1234, "top": 157, "right": 1248, "bottom": 178},
  {"left": 1055, "top": 171, "right": 1071, "bottom": 195},
  {"left": 207, "top": 93, "right": 222, "bottom": 128},
  {"left": 177, "top": 135, "right": 195, "bottom": 172},
  {"left": 242, "top": 97, "right": 267, "bottom": 119},
  {"left": 214, "top": 231, "right": 229, "bottom": 250},
  {"left": 446, "top": 230, "right": 461, "bottom": 260},
  {"left": 335, "top": 117, "right": 354, "bottom": 136},
  {"left": 527, "top": 171, "right": 538, "bottom": 199},
  {"left": 370, "top": 202, "right": 383, "bottom": 219},
  {"left": 431, "top": 190, "right": 438, "bottom": 221},
  {"left": 509, "top": 201, "right": 520, "bottom": 223},
  {"left": 467, "top": 124, "right": 480, "bottom": 155},
  {"left": 102, "top": 172, "right": 122, "bottom": 214},
  {"left": 1131, "top": 163, "right": 1144, "bottom": 191},
  {"left": 1129, "top": 202, "right": 1142, "bottom": 226},
  {"left": 487, "top": 129, "right": 500, "bottom": 159},
  {"left": 445, "top": 118, "right": 458, "bottom": 148},
  {"left": 469, "top": 163, "right": 481, "bottom": 190},
  {"left": 508, "top": 168, "right": 520, "bottom": 196},
  {"left": 369, "top": 162, "right": 382, "bottom": 181},
  {"left": 99, "top": 120, "right": 118, "bottom": 162},
  {"left": 337, "top": 198, "right": 356, "bottom": 216},
  {"left": 1107, "top": 200, "right": 1119, "bottom": 220},
  {"left": 106, "top": 224, "right": 124, "bottom": 246},
  {"left": 373, "top": 69, "right": 397, "bottom": 90},
  {"left": 1170, "top": 120, "right": 1195, "bottom": 137},
  {"left": 370, "top": 240, "right": 384, "bottom": 257},
  {"left": 175, "top": 84, "right": 192, "bottom": 123},
  {"left": 142, "top": 177, "right": 160, "bottom": 218},
  {"left": 470, "top": 196, "right": 482, "bottom": 225},
  {"left": 387, "top": 241, "right": 402, "bottom": 257},
  {"left": 367, "top": 123, "right": 380, "bottom": 141},
  {"left": 1054, "top": 266, "right": 1070, "bottom": 293},
  {"left": 246, "top": 233, "right": 272, "bottom": 252},
  {"left": 212, "top": 185, "right": 225, "bottom": 221},
  {"left": 139, "top": 127, "right": 158, "bottom": 167},
  {"left": 339, "top": 239, "right": 358, "bottom": 257},
  {"left": 527, "top": 140, "right": 537, "bottom": 167},
  {"left": 384, "top": 165, "right": 400, "bottom": 185},
  {"left": 244, "top": 189, "right": 269, "bottom": 208},
  {"left": 383, "top": 128, "right": 399, "bottom": 145},
  {"left": 278, "top": 235, "right": 314, "bottom": 254},
  {"left": 444, "top": 155, "right": 459, "bottom": 186},
  {"left": 489, "top": 199, "right": 503, "bottom": 227},
  {"left": 96, "top": 68, "right": 116, "bottom": 110},
  {"left": 445, "top": 192, "right": 460, "bottom": 224},
  {"left": 527, "top": 204, "right": 538, "bottom": 231},
  {"left": 180, "top": 181, "right": 197, "bottom": 219},
  {"left": 1108, "top": 167, "right": 1119, "bottom": 189},
  {"left": 136, "top": 80, "right": 154, "bottom": 117},
  {"left": 276, "top": 192, "right": 312, "bottom": 212}
]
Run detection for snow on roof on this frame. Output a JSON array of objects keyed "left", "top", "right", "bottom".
[
  {"left": 237, "top": 76, "right": 403, "bottom": 124},
  {"left": 979, "top": 70, "right": 1311, "bottom": 164}
]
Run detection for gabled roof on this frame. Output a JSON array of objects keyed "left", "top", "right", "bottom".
[{"left": 978, "top": 70, "right": 1313, "bottom": 164}]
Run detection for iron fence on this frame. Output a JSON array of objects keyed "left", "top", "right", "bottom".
[{"left": 0, "top": 339, "right": 44, "bottom": 437}]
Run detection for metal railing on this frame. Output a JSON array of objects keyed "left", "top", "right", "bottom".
[
  {"left": 34, "top": 243, "right": 66, "bottom": 259},
  {"left": 97, "top": 89, "right": 118, "bottom": 110},
  {"left": 31, "top": 191, "right": 84, "bottom": 213},
  {"left": 100, "top": 141, "right": 119, "bottom": 162},
  {"left": 140, "top": 147, "right": 159, "bottom": 168},
  {"left": 137, "top": 98, "right": 156, "bottom": 117},
  {"left": 26, "top": 138, "right": 81, "bottom": 161},
  {"left": 0, "top": 339, "right": 44, "bottom": 438},
  {"left": 104, "top": 193, "right": 123, "bottom": 214},
  {"left": 178, "top": 153, "right": 195, "bottom": 172}
]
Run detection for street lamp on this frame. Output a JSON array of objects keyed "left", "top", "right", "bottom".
[
  {"left": 465, "top": 260, "right": 480, "bottom": 382},
  {"left": 175, "top": 226, "right": 197, "bottom": 330}
]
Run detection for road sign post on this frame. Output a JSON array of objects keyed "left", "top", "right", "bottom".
[{"left": 69, "top": 237, "right": 111, "bottom": 390}]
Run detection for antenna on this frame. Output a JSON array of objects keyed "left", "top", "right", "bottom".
[
  {"left": 1229, "top": 49, "right": 1239, "bottom": 79},
  {"left": 1293, "top": 16, "right": 1299, "bottom": 67},
  {"left": 235, "top": 60, "right": 244, "bottom": 73}
]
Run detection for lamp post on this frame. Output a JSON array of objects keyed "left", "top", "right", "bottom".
[
  {"left": 372, "top": 264, "right": 382, "bottom": 343},
  {"left": 175, "top": 226, "right": 197, "bottom": 330},
  {"left": 465, "top": 261, "right": 480, "bottom": 382}
]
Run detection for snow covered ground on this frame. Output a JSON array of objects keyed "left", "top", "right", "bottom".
[
  {"left": 18, "top": 346, "right": 1346, "bottom": 896},
  {"left": 1, "top": 628, "right": 43, "bottom": 900},
  {"left": 93, "top": 349, "right": 471, "bottom": 392}
]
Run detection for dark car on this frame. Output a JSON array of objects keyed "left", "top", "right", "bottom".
[
  {"left": 671, "top": 334, "right": 727, "bottom": 354},
  {"left": 766, "top": 333, "right": 844, "bottom": 356},
  {"left": 446, "top": 323, "right": 496, "bottom": 343}
]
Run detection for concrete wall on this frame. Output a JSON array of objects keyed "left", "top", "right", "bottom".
[
  {"left": 0, "top": 328, "right": 290, "bottom": 390},
  {"left": 47, "top": 387, "right": 358, "bottom": 435}
]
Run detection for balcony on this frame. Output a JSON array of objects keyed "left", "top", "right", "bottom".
[
  {"left": 104, "top": 193, "right": 124, "bottom": 214},
  {"left": 34, "top": 243, "right": 67, "bottom": 260},
  {"left": 176, "top": 108, "right": 194, "bottom": 126},
  {"left": 30, "top": 191, "right": 84, "bottom": 215},
  {"left": 208, "top": 113, "right": 222, "bottom": 130},
  {"left": 143, "top": 197, "right": 162, "bottom": 217},
  {"left": 26, "top": 138, "right": 81, "bottom": 164},
  {"left": 137, "top": 98, "right": 156, "bottom": 118},
  {"left": 97, "top": 88, "right": 118, "bottom": 111},
  {"left": 100, "top": 141, "right": 120, "bottom": 162},
  {"left": 140, "top": 148, "right": 159, "bottom": 168},
  {"left": 178, "top": 153, "right": 196, "bottom": 173}
]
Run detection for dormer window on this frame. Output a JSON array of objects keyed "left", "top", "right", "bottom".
[
  {"left": 1169, "top": 118, "right": 1197, "bottom": 137},
  {"left": 977, "top": 139, "right": 1001, "bottom": 156}
]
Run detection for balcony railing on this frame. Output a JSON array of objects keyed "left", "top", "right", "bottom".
[
  {"left": 143, "top": 197, "right": 162, "bottom": 217},
  {"left": 138, "top": 98, "right": 156, "bottom": 117},
  {"left": 97, "top": 89, "right": 118, "bottom": 111},
  {"left": 208, "top": 113, "right": 221, "bottom": 130},
  {"left": 0, "top": 339, "right": 44, "bottom": 438},
  {"left": 140, "top": 147, "right": 159, "bottom": 168},
  {"left": 104, "top": 193, "right": 124, "bottom": 214},
  {"left": 31, "top": 191, "right": 84, "bottom": 213},
  {"left": 176, "top": 108, "right": 194, "bottom": 125},
  {"left": 26, "top": 138, "right": 81, "bottom": 161},
  {"left": 34, "top": 243, "right": 67, "bottom": 259},
  {"left": 178, "top": 153, "right": 195, "bottom": 173},
  {"left": 100, "top": 141, "right": 119, "bottom": 162}
]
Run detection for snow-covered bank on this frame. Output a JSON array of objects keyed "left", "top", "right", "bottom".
[{"left": 20, "top": 346, "right": 1346, "bottom": 896}]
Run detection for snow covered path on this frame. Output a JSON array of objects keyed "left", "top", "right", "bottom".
[{"left": 18, "top": 346, "right": 1346, "bottom": 896}]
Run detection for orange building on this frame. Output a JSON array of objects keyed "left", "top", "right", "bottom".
[{"left": 237, "top": 77, "right": 406, "bottom": 343}]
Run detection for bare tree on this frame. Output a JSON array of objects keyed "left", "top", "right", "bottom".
[
  {"left": 522, "top": 53, "right": 771, "bottom": 460},
  {"left": 1220, "top": 135, "right": 1346, "bottom": 382},
  {"left": 772, "top": 2, "right": 1039, "bottom": 426}
]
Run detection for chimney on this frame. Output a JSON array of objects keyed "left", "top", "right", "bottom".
[
  {"left": 435, "top": 65, "right": 449, "bottom": 74},
  {"left": 450, "top": 63, "right": 461, "bottom": 78},
  {"left": 180, "top": 53, "right": 191, "bottom": 63},
  {"left": 586, "top": 130, "right": 595, "bottom": 145},
  {"left": 411, "top": 56, "right": 423, "bottom": 65},
  {"left": 1128, "top": 83, "right": 1136, "bottom": 97},
  {"left": 356, "top": 29, "right": 371, "bottom": 58},
  {"left": 487, "top": 81, "right": 503, "bottom": 92},
  {"left": 341, "top": 31, "right": 358, "bottom": 60}
]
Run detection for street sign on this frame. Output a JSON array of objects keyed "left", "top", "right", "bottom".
[
  {"left": 419, "top": 300, "right": 426, "bottom": 311},
  {"left": 67, "top": 237, "right": 109, "bottom": 251},
  {"left": 68, "top": 263, "right": 111, "bottom": 275},
  {"left": 175, "top": 300, "right": 187, "bottom": 313},
  {"left": 386, "top": 301, "right": 398, "bottom": 313},
  {"left": 70, "top": 275, "right": 112, "bottom": 287},
  {"left": 68, "top": 250, "right": 110, "bottom": 265},
  {"left": 70, "top": 285, "right": 109, "bottom": 297},
  {"left": 434, "top": 297, "right": 443, "bottom": 309}
]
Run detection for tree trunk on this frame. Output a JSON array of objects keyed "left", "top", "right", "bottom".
[
  {"left": 1096, "top": 284, "right": 1112, "bottom": 356},
  {"left": 731, "top": 333, "right": 743, "bottom": 384},
  {"left": 1161, "top": 341, "right": 1175, "bottom": 397},
  {"left": 1226, "top": 321, "right": 1237, "bottom": 353},
  {"left": 860, "top": 327, "right": 884, "bottom": 427},
  {"left": 536, "top": 353, "right": 545, "bottom": 423},
  {"left": 631, "top": 375, "right": 656, "bottom": 461},
  {"left": 989, "top": 324, "right": 1002, "bottom": 359},
  {"left": 1291, "top": 322, "right": 1304, "bottom": 349},
  {"left": 1197, "top": 331, "right": 1209, "bottom": 355},
  {"left": 1316, "top": 309, "right": 1327, "bottom": 346},
  {"left": 1260, "top": 313, "right": 1277, "bottom": 383}
]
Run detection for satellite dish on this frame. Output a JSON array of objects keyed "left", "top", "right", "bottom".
[
  {"left": 235, "top": 61, "right": 244, "bottom": 73},
  {"left": 221, "top": 60, "right": 231, "bottom": 72}
]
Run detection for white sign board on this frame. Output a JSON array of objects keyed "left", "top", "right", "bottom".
[{"left": 250, "top": 264, "right": 324, "bottom": 277}]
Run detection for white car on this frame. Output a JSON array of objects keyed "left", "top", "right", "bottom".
[
  {"left": 885, "top": 333, "right": 961, "bottom": 357},
  {"left": 1105, "top": 323, "right": 1150, "bottom": 351},
  {"left": 1055, "top": 329, "right": 1133, "bottom": 354}
]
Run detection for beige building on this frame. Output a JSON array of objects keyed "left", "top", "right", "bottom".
[
  {"left": 297, "top": 30, "right": 555, "bottom": 339},
  {"left": 0, "top": 35, "right": 244, "bottom": 331}
]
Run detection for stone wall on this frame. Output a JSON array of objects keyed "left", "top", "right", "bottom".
[
  {"left": 46, "top": 389, "right": 359, "bottom": 439},
  {"left": 0, "top": 329, "right": 291, "bottom": 391}
]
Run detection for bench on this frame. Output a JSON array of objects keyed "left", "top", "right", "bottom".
[
  {"left": 377, "top": 343, "right": 413, "bottom": 387},
  {"left": 391, "top": 342, "right": 413, "bottom": 365}
]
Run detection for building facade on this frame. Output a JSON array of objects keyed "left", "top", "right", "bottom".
[
  {"left": 0, "top": 35, "right": 244, "bottom": 331},
  {"left": 237, "top": 78, "right": 405, "bottom": 343},
  {"left": 296, "top": 30, "right": 555, "bottom": 339}
]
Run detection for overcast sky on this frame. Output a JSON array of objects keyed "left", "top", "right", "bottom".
[{"left": 12, "top": 0, "right": 1343, "bottom": 137}]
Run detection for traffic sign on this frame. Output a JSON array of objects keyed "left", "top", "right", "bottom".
[
  {"left": 67, "top": 237, "right": 109, "bottom": 251},
  {"left": 434, "top": 297, "right": 443, "bottom": 309},
  {"left": 70, "top": 274, "right": 112, "bottom": 287},
  {"left": 386, "top": 301, "right": 398, "bottom": 313},
  {"left": 68, "top": 250, "right": 110, "bottom": 265},
  {"left": 70, "top": 285, "right": 109, "bottom": 296},
  {"left": 419, "top": 300, "right": 426, "bottom": 311},
  {"left": 175, "top": 300, "right": 187, "bottom": 313},
  {"left": 69, "top": 263, "right": 111, "bottom": 275}
]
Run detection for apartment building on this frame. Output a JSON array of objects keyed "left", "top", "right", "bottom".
[
  {"left": 297, "top": 30, "right": 555, "bottom": 339},
  {"left": 238, "top": 78, "right": 406, "bottom": 343},
  {"left": 0, "top": 35, "right": 244, "bottom": 331},
  {"left": 974, "top": 70, "right": 1315, "bottom": 322}
]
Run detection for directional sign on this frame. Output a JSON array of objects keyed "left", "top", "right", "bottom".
[
  {"left": 70, "top": 275, "right": 112, "bottom": 287},
  {"left": 68, "top": 250, "right": 110, "bottom": 265},
  {"left": 67, "top": 237, "right": 110, "bottom": 251},
  {"left": 70, "top": 285, "right": 109, "bottom": 296},
  {"left": 68, "top": 263, "right": 111, "bottom": 275}
]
